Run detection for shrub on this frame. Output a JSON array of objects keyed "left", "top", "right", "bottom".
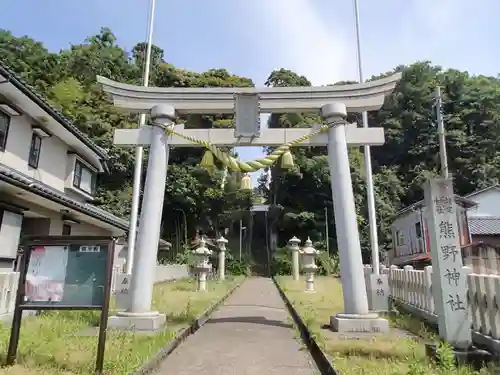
[
  {"left": 226, "top": 259, "right": 252, "bottom": 276},
  {"left": 270, "top": 247, "right": 292, "bottom": 275},
  {"left": 316, "top": 251, "right": 340, "bottom": 276}
]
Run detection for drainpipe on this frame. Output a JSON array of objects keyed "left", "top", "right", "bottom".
[{"left": 418, "top": 207, "right": 427, "bottom": 254}]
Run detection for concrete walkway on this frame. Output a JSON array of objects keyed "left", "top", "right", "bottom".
[{"left": 155, "top": 277, "right": 317, "bottom": 375}]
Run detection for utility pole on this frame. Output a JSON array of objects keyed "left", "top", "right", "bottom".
[
  {"left": 126, "top": 0, "right": 157, "bottom": 275},
  {"left": 239, "top": 219, "right": 246, "bottom": 261},
  {"left": 434, "top": 86, "right": 449, "bottom": 179},
  {"left": 353, "top": 0, "right": 379, "bottom": 275},
  {"left": 324, "top": 206, "right": 330, "bottom": 256}
]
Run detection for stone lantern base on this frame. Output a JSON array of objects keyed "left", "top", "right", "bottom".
[
  {"left": 330, "top": 313, "right": 389, "bottom": 333},
  {"left": 302, "top": 267, "right": 317, "bottom": 292},
  {"left": 194, "top": 266, "right": 211, "bottom": 292}
]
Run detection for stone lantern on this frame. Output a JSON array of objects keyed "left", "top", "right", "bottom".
[
  {"left": 301, "top": 237, "right": 320, "bottom": 292},
  {"left": 192, "top": 237, "right": 212, "bottom": 291},
  {"left": 216, "top": 236, "right": 228, "bottom": 281},
  {"left": 288, "top": 236, "right": 301, "bottom": 281}
]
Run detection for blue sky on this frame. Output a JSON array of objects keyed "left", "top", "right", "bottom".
[{"left": 3, "top": 0, "right": 499, "bottom": 185}]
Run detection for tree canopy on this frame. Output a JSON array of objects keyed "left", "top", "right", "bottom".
[{"left": 2, "top": 27, "right": 500, "bottom": 261}]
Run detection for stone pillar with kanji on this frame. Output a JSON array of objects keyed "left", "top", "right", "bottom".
[
  {"left": 422, "top": 179, "right": 491, "bottom": 365},
  {"left": 366, "top": 272, "right": 389, "bottom": 312}
]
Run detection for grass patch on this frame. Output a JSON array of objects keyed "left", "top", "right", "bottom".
[
  {"left": 0, "top": 276, "right": 243, "bottom": 375},
  {"left": 276, "top": 276, "right": 494, "bottom": 375}
]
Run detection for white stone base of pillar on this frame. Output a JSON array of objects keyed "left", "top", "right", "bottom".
[
  {"left": 108, "top": 311, "right": 166, "bottom": 331},
  {"left": 330, "top": 313, "right": 389, "bottom": 333},
  {"left": 292, "top": 249, "right": 300, "bottom": 281},
  {"left": 305, "top": 273, "right": 315, "bottom": 292},
  {"left": 198, "top": 272, "right": 207, "bottom": 292}
]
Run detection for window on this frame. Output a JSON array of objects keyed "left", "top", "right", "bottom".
[
  {"left": 62, "top": 224, "right": 72, "bottom": 236},
  {"left": 0, "top": 112, "right": 10, "bottom": 151},
  {"left": 396, "top": 230, "right": 405, "bottom": 247},
  {"left": 28, "top": 133, "right": 42, "bottom": 168},
  {"left": 415, "top": 222, "right": 422, "bottom": 238},
  {"left": 73, "top": 160, "right": 96, "bottom": 195}
]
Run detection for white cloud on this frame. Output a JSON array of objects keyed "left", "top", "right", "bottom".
[
  {"left": 241, "top": 0, "right": 354, "bottom": 86},
  {"left": 404, "top": 0, "right": 478, "bottom": 51}
]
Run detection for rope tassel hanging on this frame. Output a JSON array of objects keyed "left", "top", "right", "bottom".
[
  {"left": 240, "top": 173, "right": 252, "bottom": 190},
  {"left": 200, "top": 150, "right": 215, "bottom": 170},
  {"left": 280, "top": 149, "right": 294, "bottom": 169}
]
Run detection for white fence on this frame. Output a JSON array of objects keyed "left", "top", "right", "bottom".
[
  {"left": 364, "top": 264, "right": 500, "bottom": 354},
  {"left": 0, "top": 272, "right": 19, "bottom": 317}
]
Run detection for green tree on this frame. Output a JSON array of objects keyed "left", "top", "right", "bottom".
[{"left": 3, "top": 29, "right": 500, "bottom": 265}]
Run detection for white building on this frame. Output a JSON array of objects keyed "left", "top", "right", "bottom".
[
  {"left": 0, "top": 61, "right": 169, "bottom": 272},
  {"left": 389, "top": 184, "right": 500, "bottom": 272},
  {"left": 466, "top": 185, "right": 500, "bottom": 246},
  {"left": 389, "top": 196, "right": 475, "bottom": 267}
]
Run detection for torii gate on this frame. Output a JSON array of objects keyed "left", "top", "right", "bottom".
[{"left": 98, "top": 73, "right": 402, "bottom": 332}]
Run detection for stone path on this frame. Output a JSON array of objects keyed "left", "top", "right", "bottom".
[{"left": 155, "top": 277, "right": 317, "bottom": 375}]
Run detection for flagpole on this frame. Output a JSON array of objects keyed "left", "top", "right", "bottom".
[
  {"left": 126, "top": 0, "right": 157, "bottom": 275},
  {"left": 434, "top": 86, "right": 449, "bottom": 179},
  {"left": 353, "top": 0, "right": 380, "bottom": 275}
]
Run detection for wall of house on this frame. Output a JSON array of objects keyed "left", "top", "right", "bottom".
[
  {"left": 0, "top": 113, "right": 95, "bottom": 203},
  {"left": 471, "top": 235, "right": 500, "bottom": 247},
  {"left": 462, "top": 243, "right": 500, "bottom": 274},
  {"left": 391, "top": 204, "right": 470, "bottom": 265},
  {"left": 391, "top": 209, "right": 425, "bottom": 261},
  {"left": 468, "top": 189, "right": 500, "bottom": 217},
  {"left": 15, "top": 199, "right": 113, "bottom": 238},
  {"left": 0, "top": 114, "right": 68, "bottom": 191},
  {"left": 48, "top": 217, "right": 111, "bottom": 236},
  {"left": 0, "top": 214, "right": 116, "bottom": 273}
]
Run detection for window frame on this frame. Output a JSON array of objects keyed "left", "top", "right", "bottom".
[
  {"left": 415, "top": 222, "right": 422, "bottom": 238},
  {"left": 62, "top": 223, "right": 72, "bottom": 236},
  {"left": 396, "top": 230, "right": 405, "bottom": 247},
  {"left": 28, "top": 133, "right": 42, "bottom": 169},
  {"left": 0, "top": 111, "right": 11, "bottom": 151},
  {"left": 72, "top": 159, "right": 97, "bottom": 195}
]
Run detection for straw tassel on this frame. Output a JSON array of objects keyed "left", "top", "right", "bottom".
[
  {"left": 280, "top": 150, "right": 294, "bottom": 169},
  {"left": 200, "top": 150, "right": 215, "bottom": 170},
  {"left": 240, "top": 173, "right": 252, "bottom": 190}
]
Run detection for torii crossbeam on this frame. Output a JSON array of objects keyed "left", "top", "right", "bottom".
[
  {"left": 113, "top": 123, "right": 385, "bottom": 148},
  {"left": 99, "top": 74, "right": 402, "bottom": 333}
]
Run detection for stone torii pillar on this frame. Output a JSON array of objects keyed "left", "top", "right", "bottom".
[
  {"left": 322, "top": 103, "right": 388, "bottom": 332},
  {"left": 108, "top": 104, "right": 175, "bottom": 331}
]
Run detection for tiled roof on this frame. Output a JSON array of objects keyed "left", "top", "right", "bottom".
[
  {"left": 0, "top": 60, "right": 108, "bottom": 160},
  {"left": 466, "top": 185, "right": 500, "bottom": 198},
  {"left": 469, "top": 216, "right": 500, "bottom": 235},
  {"left": 0, "top": 163, "right": 128, "bottom": 231},
  {"left": 393, "top": 195, "right": 478, "bottom": 219}
]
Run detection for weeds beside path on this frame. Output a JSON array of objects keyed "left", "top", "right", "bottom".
[
  {"left": 276, "top": 276, "right": 494, "bottom": 375},
  {"left": 0, "top": 276, "right": 243, "bottom": 375}
]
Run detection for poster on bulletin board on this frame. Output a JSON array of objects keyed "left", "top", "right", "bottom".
[{"left": 24, "top": 244, "right": 109, "bottom": 307}]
